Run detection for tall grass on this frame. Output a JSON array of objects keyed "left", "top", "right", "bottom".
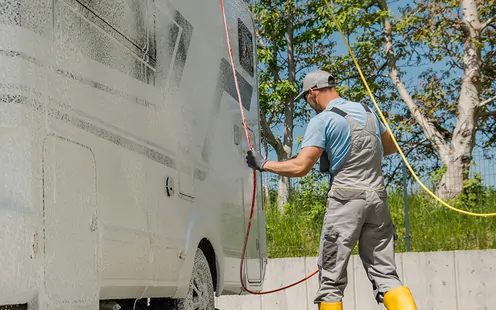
[
  {"left": 390, "top": 188, "right": 496, "bottom": 253},
  {"left": 265, "top": 187, "right": 496, "bottom": 258}
]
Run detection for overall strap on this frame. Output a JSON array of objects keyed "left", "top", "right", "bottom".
[
  {"left": 325, "top": 106, "right": 348, "bottom": 118},
  {"left": 361, "top": 103, "right": 371, "bottom": 113},
  {"left": 324, "top": 102, "right": 372, "bottom": 115},
  {"left": 361, "top": 104, "right": 379, "bottom": 134}
]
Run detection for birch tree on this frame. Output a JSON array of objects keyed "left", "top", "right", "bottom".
[
  {"left": 319, "top": 0, "right": 495, "bottom": 196},
  {"left": 376, "top": 0, "right": 496, "bottom": 197}
]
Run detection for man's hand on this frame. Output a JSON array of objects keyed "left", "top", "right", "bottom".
[{"left": 246, "top": 149, "right": 267, "bottom": 172}]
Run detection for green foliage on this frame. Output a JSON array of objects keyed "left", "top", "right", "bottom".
[
  {"left": 246, "top": 0, "right": 348, "bottom": 205},
  {"left": 430, "top": 165, "right": 447, "bottom": 185},
  {"left": 264, "top": 168, "right": 329, "bottom": 258},
  {"left": 430, "top": 164, "right": 492, "bottom": 210},
  {"left": 249, "top": 0, "right": 496, "bottom": 188},
  {"left": 453, "top": 172, "right": 492, "bottom": 210},
  {"left": 265, "top": 178, "right": 496, "bottom": 258},
  {"left": 392, "top": 186, "right": 496, "bottom": 253},
  {"left": 265, "top": 205, "right": 323, "bottom": 258},
  {"left": 247, "top": 0, "right": 496, "bottom": 256}
]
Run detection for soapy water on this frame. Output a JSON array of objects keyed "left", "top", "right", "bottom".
[
  {"left": 239, "top": 140, "right": 250, "bottom": 154},
  {"left": 1, "top": 0, "right": 176, "bottom": 307},
  {"left": 1, "top": 0, "right": 261, "bottom": 308}
]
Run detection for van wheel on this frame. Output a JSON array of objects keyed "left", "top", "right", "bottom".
[{"left": 164, "top": 248, "right": 215, "bottom": 310}]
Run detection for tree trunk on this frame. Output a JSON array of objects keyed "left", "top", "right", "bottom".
[
  {"left": 263, "top": 184, "right": 271, "bottom": 206},
  {"left": 436, "top": 154, "right": 467, "bottom": 198},
  {"left": 276, "top": 148, "right": 291, "bottom": 209},
  {"left": 379, "top": 0, "right": 483, "bottom": 199},
  {"left": 276, "top": 1, "right": 296, "bottom": 210},
  {"left": 277, "top": 176, "right": 290, "bottom": 209},
  {"left": 436, "top": 0, "right": 482, "bottom": 198},
  {"left": 378, "top": 0, "right": 449, "bottom": 158}
]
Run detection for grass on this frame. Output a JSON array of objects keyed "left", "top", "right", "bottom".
[{"left": 265, "top": 188, "right": 496, "bottom": 258}]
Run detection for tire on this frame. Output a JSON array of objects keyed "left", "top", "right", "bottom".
[{"left": 155, "top": 248, "right": 215, "bottom": 310}]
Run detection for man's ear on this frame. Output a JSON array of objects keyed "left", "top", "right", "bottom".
[{"left": 328, "top": 76, "right": 336, "bottom": 87}]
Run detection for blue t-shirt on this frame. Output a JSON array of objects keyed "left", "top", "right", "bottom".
[{"left": 301, "top": 98, "right": 387, "bottom": 175}]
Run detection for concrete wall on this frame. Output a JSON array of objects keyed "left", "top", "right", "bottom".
[{"left": 216, "top": 249, "right": 496, "bottom": 310}]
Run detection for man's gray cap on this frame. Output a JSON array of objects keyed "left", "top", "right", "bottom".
[{"left": 295, "top": 70, "right": 336, "bottom": 101}]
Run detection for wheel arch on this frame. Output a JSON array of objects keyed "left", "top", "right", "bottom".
[
  {"left": 198, "top": 238, "right": 219, "bottom": 294},
  {"left": 174, "top": 214, "right": 225, "bottom": 298}
]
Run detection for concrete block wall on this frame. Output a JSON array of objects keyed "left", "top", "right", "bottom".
[{"left": 216, "top": 249, "right": 496, "bottom": 310}]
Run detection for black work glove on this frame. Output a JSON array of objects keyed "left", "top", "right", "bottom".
[{"left": 246, "top": 149, "right": 267, "bottom": 172}]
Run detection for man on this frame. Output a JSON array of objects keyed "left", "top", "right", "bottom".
[{"left": 246, "top": 70, "right": 417, "bottom": 310}]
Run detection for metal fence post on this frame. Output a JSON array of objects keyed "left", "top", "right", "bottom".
[{"left": 403, "top": 162, "right": 411, "bottom": 252}]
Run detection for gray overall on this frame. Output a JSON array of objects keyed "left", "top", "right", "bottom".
[{"left": 314, "top": 104, "right": 402, "bottom": 304}]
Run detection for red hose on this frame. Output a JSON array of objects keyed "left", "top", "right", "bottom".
[{"left": 219, "top": 0, "right": 319, "bottom": 295}]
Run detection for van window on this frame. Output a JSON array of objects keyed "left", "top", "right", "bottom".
[{"left": 238, "top": 19, "right": 254, "bottom": 77}]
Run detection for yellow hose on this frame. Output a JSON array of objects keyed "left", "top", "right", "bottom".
[{"left": 323, "top": 0, "right": 496, "bottom": 217}]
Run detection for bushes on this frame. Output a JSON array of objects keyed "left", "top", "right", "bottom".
[
  {"left": 265, "top": 172, "right": 496, "bottom": 258},
  {"left": 265, "top": 169, "right": 328, "bottom": 258}
]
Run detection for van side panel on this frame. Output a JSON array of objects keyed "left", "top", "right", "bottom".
[
  {"left": 0, "top": 0, "right": 52, "bottom": 306},
  {"left": 0, "top": 0, "right": 265, "bottom": 306},
  {"left": 42, "top": 136, "right": 98, "bottom": 309}
]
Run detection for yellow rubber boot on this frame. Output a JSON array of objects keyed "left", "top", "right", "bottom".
[
  {"left": 383, "top": 286, "right": 417, "bottom": 310},
  {"left": 318, "top": 301, "right": 343, "bottom": 310}
]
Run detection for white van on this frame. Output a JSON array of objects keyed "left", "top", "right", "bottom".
[{"left": 0, "top": 0, "right": 266, "bottom": 309}]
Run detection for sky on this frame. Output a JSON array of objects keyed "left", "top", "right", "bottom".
[{"left": 259, "top": 0, "right": 496, "bottom": 189}]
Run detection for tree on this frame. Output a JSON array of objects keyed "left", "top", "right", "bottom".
[
  {"left": 246, "top": 0, "right": 336, "bottom": 208},
  {"left": 248, "top": 0, "right": 495, "bottom": 201},
  {"left": 315, "top": 0, "right": 495, "bottom": 197},
  {"left": 376, "top": 0, "right": 496, "bottom": 197}
]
